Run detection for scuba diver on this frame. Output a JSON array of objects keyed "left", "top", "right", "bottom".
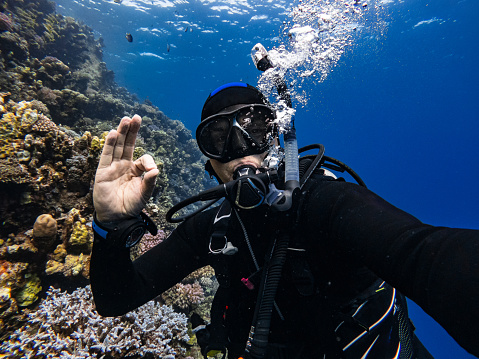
[{"left": 90, "top": 82, "right": 479, "bottom": 359}]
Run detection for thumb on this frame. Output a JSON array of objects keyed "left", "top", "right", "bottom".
[
  {"left": 141, "top": 167, "right": 159, "bottom": 201},
  {"left": 134, "top": 155, "right": 160, "bottom": 202}
]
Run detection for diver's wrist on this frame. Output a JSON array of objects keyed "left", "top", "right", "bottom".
[
  {"left": 92, "top": 211, "right": 158, "bottom": 248},
  {"left": 95, "top": 211, "right": 135, "bottom": 223},
  {"left": 92, "top": 212, "right": 126, "bottom": 240}
]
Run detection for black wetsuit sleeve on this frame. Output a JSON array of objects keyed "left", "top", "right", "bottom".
[
  {"left": 89, "top": 213, "right": 211, "bottom": 317},
  {"left": 304, "top": 180, "right": 479, "bottom": 356}
]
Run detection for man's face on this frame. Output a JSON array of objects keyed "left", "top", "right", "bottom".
[{"left": 209, "top": 153, "right": 266, "bottom": 183}]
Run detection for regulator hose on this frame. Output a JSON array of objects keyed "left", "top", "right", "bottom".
[{"left": 245, "top": 232, "right": 289, "bottom": 358}]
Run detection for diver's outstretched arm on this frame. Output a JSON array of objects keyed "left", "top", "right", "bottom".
[
  {"left": 93, "top": 115, "right": 159, "bottom": 222},
  {"left": 305, "top": 180, "right": 479, "bottom": 357}
]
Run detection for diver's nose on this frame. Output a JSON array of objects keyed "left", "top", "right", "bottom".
[{"left": 228, "top": 127, "right": 249, "bottom": 152}]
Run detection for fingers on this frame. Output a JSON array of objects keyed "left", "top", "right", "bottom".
[
  {"left": 122, "top": 114, "right": 142, "bottom": 160},
  {"left": 112, "top": 115, "right": 141, "bottom": 162},
  {"left": 98, "top": 115, "right": 141, "bottom": 169},
  {"left": 98, "top": 129, "right": 118, "bottom": 168}
]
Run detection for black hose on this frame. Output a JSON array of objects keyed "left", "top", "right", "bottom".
[
  {"left": 246, "top": 232, "right": 289, "bottom": 358},
  {"left": 322, "top": 155, "right": 367, "bottom": 188},
  {"left": 298, "top": 144, "right": 325, "bottom": 187}
]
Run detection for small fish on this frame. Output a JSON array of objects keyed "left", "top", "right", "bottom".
[
  {"left": 126, "top": 33, "right": 133, "bottom": 42},
  {"left": 167, "top": 43, "right": 170, "bottom": 52}
]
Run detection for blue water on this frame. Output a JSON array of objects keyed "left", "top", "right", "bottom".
[{"left": 55, "top": 0, "right": 478, "bottom": 357}]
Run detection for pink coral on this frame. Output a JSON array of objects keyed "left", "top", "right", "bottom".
[
  {"left": 31, "top": 113, "right": 58, "bottom": 133},
  {"left": 162, "top": 282, "right": 205, "bottom": 311},
  {"left": 139, "top": 230, "right": 166, "bottom": 254},
  {"left": 0, "top": 12, "right": 13, "bottom": 32}
]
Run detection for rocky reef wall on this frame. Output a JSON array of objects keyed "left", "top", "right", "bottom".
[{"left": 0, "top": 0, "right": 214, "bottom": 356}]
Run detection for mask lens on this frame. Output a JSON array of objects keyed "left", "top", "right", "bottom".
[
  {"left": 235, "top": 106, "right": 274, "bottom": 145},
  {"left": 198, "top": 117, "right": 231, "bottom": 157}
]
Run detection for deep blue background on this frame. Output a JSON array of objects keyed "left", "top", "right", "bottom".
[{"left": 55, "top": 0, "right": 479, "bottom": 357}]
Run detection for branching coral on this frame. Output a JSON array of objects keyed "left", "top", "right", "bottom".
[
  {"left": 130, "top": 229, "right": 167, "bottom": 261},
  {"left": 0, "top": 286, "right": 190, "bottom": 358},
  {"left": 162, "top": 282, "right": 205, "bottom": 311}
]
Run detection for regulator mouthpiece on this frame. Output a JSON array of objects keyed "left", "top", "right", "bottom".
[
  {"left": 233, "top": 165, "right": 258, "bottom": 180},
  {"left": 231, "top": 165, "right": 267, "bottom": 210}
]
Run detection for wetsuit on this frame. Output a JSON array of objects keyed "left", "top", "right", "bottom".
[{"left": 90, "top": 174, "right": 479, "bottom": 358}]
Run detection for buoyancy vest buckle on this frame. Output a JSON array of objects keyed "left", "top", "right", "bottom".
[{"left": 209, "top": 202, "right": 238, "bottom": 255}]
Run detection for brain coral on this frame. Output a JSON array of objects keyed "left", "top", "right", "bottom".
[{"left": 32, "top": 214, "right": 57, "bottom": 249}]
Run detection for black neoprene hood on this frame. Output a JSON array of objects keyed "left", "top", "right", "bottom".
[{"left": 201, "top": 82, "right": 270, "bottom": 121}]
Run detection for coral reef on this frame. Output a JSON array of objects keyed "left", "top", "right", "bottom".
[
  {"left": 0, "top": 286, "right": 191, "bottom": 358},
  {"left": 161, "top": 265, "right": 218, "bottom": 323},
  {"left": 0, "top": 0, "right": 213, "bottom": 355}
]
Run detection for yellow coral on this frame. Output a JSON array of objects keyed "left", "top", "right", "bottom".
[
  {"left": 68, "top": 220, "right": 92, "bottom": 251},
  {"left": 16, "top": 274, "right": 42, "bottom": 307},
  {"left": 89, "top": 131, "right": 108, "bottom": 157},
  {"left": 133, "top": 146, "right": 146, "bottom": 160},
  {"left": 0, "top": 112, "right": 18, "bottom": 140},
  {"left": 0, "top": 286, "right": 12, "bottom": 307},
  {"left": 51, "top": 243, "right": 68, "bottom": 261},
  {"left": 74, "top": 131, "right": 92, "bottom": 151},
  {"left": 43, "top": 14, "right": 60, "bottom": 43},
  {"left": 45, "top": 259, "right": 63, "bottom": 275},
  {"left": 63, "top": 253, "right": 89, "bottom": 277},
  {"left": 0, "top": 100, "right": 57, "bottom": 151},
  {"left": 46, "top": 249, "right": 90, "bottom": 278}
]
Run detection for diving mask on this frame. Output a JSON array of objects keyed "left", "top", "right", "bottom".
[{"left": 196, "top": 104, "right": 276, "bottom": 163}]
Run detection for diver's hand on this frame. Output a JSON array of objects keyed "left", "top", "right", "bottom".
[{"left": 93, "top": 115, "right": 159, "bottom": 222}]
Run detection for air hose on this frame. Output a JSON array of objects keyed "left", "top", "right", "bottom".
[{"left": 245, "top": 231, "right": 289, "bottom": 358}]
